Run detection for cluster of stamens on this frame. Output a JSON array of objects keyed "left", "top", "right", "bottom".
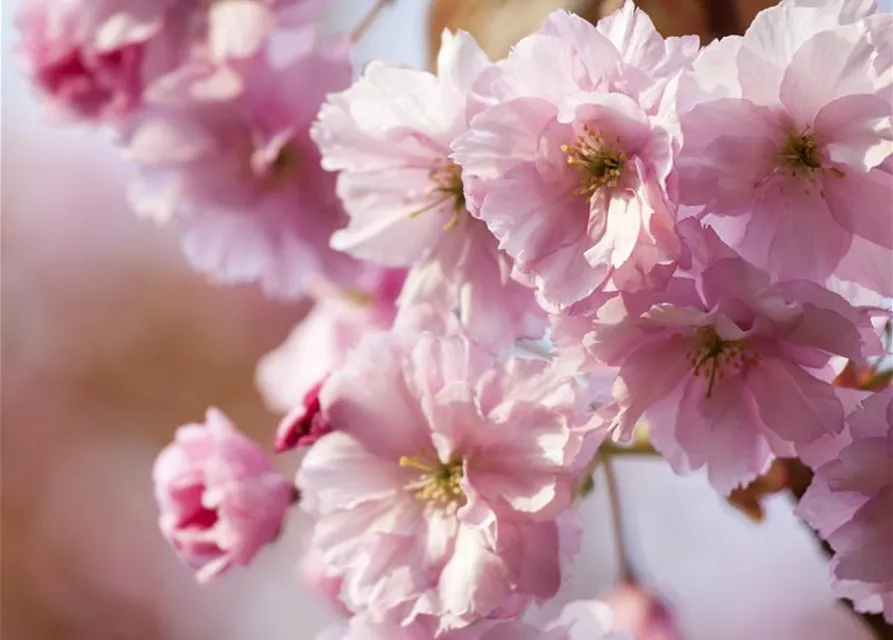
[
  {"left": 399, "top": 455, "right": 465, "bottom": 508},
  {"left": 561, "top": 125, "right": 626, "bottom": 201},
  {"left": 685, "top": 326, "right": 761, "bottom": 399},
  {"left": 410, "top": 159, "right": 467, "bottom": 231},
  {"left": 776, "top": 128, "right": 835, "bottom": 179},
  {"left": 260, "top": 142, "right": 300, "bottom": 189}
]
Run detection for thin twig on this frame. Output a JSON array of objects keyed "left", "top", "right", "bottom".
[
  {"left": 697, "top": 0, "right": 742, "bottom": 39},
  {"left": 601, "top": 441, "right": 661, "bottom": 458},
  {"left": 604, "top": 458, "right": 634, "bottom": 582},
  {"left": 351, "top": 0, "right": 395, "bottom": 43}
]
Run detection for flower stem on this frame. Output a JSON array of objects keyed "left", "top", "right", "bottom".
[
  {"left": 604, "top": 458, "right": 634, "bottom": 582},
  {"left": 601, "top": 441, "right": 661, "bottom": 458},
  {"left": 351, "top": 0, "right": 396, "bottom": 42},
  {"left": 697, "top": 0, "right": 742, "bottom": 38}
]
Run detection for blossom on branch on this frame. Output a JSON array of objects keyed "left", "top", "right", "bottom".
[
  {"left": 453, "top": 4, "right": 697, "bottom": 310},
  {"left": 298, "top": 332, "right": 608, "bottom": 633},
  {"left": 312, "top": 30, "right": 546, "bottom": 350},
  {"left": 126, "top": 34, "right": 362, "bottom": 298}
]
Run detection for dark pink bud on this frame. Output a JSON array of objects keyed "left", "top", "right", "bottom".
[{"left": 275, "top": 377, "right": 331, "bottom": 452}]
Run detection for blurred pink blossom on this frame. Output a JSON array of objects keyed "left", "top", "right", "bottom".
[
  {"left": 126, "top": 34, "right": 362, "bottom": 298},
  {"left": 605, "top": 582, "right": 681, "bottom": 640}
]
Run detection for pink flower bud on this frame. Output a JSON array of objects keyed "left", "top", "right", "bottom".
[
  {"left": 153, "top": 408, "right": 295, "bottom": 582},
  {"left": 606, "top": 582, "right": 682, "bottom": 640},
  {"left": 275, "top": 377, "right": 331, "bottom": 452}
]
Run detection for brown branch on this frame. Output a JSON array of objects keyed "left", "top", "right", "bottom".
[{"left": 697, "top": 0, "right": 741, "bottom": 38}]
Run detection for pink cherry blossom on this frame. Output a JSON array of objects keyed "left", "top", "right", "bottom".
[
  {"left": 15, "top": 0, "right": 171, "bottom": 123},
  {"left": 16, "top": 0, "right": 327, "bottom": 125},
  {"left": 312, "top": 30, "right": 545, "bottom": 350},
  {"left": 554, "top": 246, "right": 877, "bottom": 494},
  {"left": 257, "top": 267, "right": 406, "bottom": 413},
  {"left": 798, "top": 389, "right": 893, "bottom": 623},
  {"left": 152, "top": 408, "right": 295, "bottom": 581},
  {"left": 126, "top": 35, "right": 362, "bottom": 298},
  {"left": 297, "top": 332, "right": 605, "bottom": 633},
  {"left": 674, "top": 0, "right": 893, "bottom": 286},
  {"left": 453, "top": 5, "right": 697, "bottom": 310},
  {"left": 319, "top": 600, "right": 631, "bottom": 639}
]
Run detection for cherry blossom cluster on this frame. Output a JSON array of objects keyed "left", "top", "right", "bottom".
[{"left": 17, "top": 0, "right": 892, "bottom": 636}]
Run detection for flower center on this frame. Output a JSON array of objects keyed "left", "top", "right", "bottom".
[
  {"left": 272, "top": 143, "right": 299, "bottom": 174},
  {"left": 777, "top": 129, "right": 823, "bottom": 177},
  {"left": 399, "top": 455, "right": 465, "bottom": 508},
  {"left": 685, "top": 326, "right": 761, "bottom": 399},
  {"left": 562, "top": 125, "right": 626, "bottom": 201},
  {"left": 410, "top": 159, "right": 467, "bottom": 231}
]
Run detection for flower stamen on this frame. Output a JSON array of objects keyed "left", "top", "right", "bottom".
[
  {"left": 562, "top": 125, "right": 626, "bottom": 201},
  {"left": 409, "top": 159, "right": 467, "bottom": 231},
  {"left": 685, "top": 326, "right": 761, "bottom": 399},
  {"left": 399, "top": 455, "right": 465, "bottom": 508},
  {"left": 777, "top": 128, "right": 824, "bottom": 178}
]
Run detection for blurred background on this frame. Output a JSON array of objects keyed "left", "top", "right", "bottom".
[{"left": 1, "top": 1, "right": 888, "bottom": 639}]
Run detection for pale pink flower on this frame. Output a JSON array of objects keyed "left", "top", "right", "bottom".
[
  {"left": 674, "top": 0, "right": 893, "bottom": 286},
  {"left": 554, "top": 248, "right": 876, "bottom": 494},
  {"left": 153, "top": 408, "right": 295, "bottom": 581},
  {"left": 298, "top": 333, "right": 604, "bottom": 632},
  {"left": 312, "top": 30, "right": 545, "bottom": 349},
  {"left": 256, "top": 268, "right": 406, "bottom": 413},
  {"left": 453, "top": 5, "right": 697, "bottom": 310},
  {"left": 798, "top": 389, "right": 893, "bottom": 623},
  {"left": 320, "top": 600, "right": 630, "bottom": 639},
  {"left": 126, "top": 36, "right": 362, "bottom": 298}
]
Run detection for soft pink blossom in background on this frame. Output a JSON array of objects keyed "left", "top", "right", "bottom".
[{"left": 0, "top": 1, "right": 885, "bottom": 639}]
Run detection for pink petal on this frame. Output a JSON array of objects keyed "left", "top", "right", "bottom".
[{"left": 746, "top": 358, "right": 844, "bottom": 442}]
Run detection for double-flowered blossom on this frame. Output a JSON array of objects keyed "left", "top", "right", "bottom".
[
  {"left": 312, "top": 30, "right": 545, "bottom": 350},
  {"left": 319, "top": 600, "right": 631, "bottom": 639},
  {"left": 453, "top": 3, "right": 698, "bottom": 310},
  {"left": 554, "top": 234, "right": 880, "bottom": 494},
  {"left": 126, "top": 33, "right": 362, "bottom": 298},
  {"left": 798, "top": 389, "right": 893, "bottom": 623},
  {"left": 673, "top": 0, "right": 893, "bottom": 287},
  {"left": 153, "top": 408, "right": 295, "bottom": 581},
  {"left": 298, "top": 332, "right": 608, "bottom": 633},
  {"left": 15, "top": 0, "right": 330, "bottom": 126}
]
